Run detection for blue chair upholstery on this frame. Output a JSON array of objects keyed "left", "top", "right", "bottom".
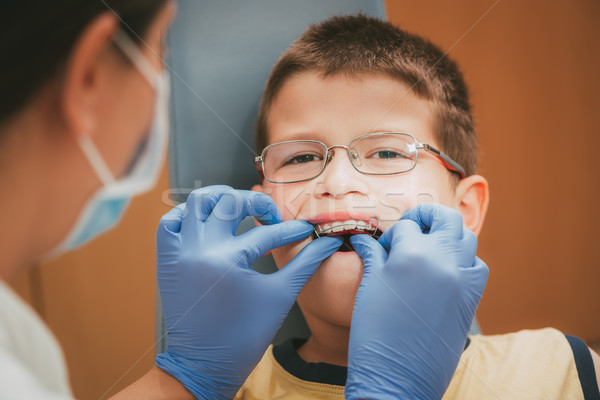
[{"left": 156, "top": 0, "right": 479, "bottom": 354}]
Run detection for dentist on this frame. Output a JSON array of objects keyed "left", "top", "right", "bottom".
[{"left": 0, "top": 1, "right": 342, "bottom": 398}]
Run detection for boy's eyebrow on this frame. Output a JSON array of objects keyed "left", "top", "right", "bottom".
[
  {"left": 279, "top": 131, "right": 321, "bottom": 141},
  {"left": 275, "top": 128, "right": 416, "bottom": 142},
  {"left": 272, "top": 131, "right": 338, "bottom": 143},
  {"left": 367, "top": 128, "right": 427, "bottom": 143},
  {"left": 365, "top": 128, "right": 408, "bottom": 134}
]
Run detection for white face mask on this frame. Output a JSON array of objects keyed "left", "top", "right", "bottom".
[{"left": 45, "top": 30, "right": 169, "bottom": 259}]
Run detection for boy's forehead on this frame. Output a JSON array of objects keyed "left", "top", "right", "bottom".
[{"left": 266, "top": 72, "right": 438, "bottom": 147}]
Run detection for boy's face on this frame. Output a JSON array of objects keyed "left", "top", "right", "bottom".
[{"left": 254, "top": 72, "right": 460, "bottom": 329}]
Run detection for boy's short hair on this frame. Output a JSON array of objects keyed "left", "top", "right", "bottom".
[{"left": 255, "top": 14, "right": 478, "bottom": 178}]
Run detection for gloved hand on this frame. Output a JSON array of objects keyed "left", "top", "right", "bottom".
[
  {"left": 155, "top": 186, "right": 342, "bottom": 399},
  {"left": 345, "top": 203, "right": 488, "bottom": 400}
]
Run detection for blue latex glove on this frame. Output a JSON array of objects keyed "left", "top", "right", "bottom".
[
  {"left": 345, "top": 203, "right": 488, "bottom": 400},
  {"left": 155, "top": 186, "right": 342, "bottom": 399}
]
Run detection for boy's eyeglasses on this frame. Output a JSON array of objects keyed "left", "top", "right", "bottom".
[{"left": 254, "top": 132, "right": 465, "bottom": 184}]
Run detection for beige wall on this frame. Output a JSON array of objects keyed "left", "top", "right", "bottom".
[
  {"left": 11, "top": 1, "right": 600, "bottom": 398},
  {"left": 385, "top": 0, "right": 600, "bottom": 338},
  {"left": 13, "top": 167, "right": 172, "bottom": 399}
]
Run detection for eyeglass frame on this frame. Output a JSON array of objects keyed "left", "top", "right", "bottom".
[{"left": 254, "top": 132, "right": 466, "bottom": 184}]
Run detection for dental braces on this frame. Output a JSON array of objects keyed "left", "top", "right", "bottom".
[{"left": 312, "top": 217, "right": 380, "bottom": 239}]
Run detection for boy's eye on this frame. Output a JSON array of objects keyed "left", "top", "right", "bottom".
[
  {"left": 369, "top": 149, "right": 411, "bottom": 159},
  {"left": 284, "top": 153, "right": 323, "bottom": 165}
]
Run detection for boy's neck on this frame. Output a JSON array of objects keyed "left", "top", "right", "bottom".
[{"left": 296, "top": 313, "right": 350, "bottom": 367}]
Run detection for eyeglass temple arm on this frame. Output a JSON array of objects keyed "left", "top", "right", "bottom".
[{"left": 420, "top": 144, "right": 466, "bottom": 179}]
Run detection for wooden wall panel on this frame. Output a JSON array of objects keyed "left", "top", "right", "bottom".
[
  {"left": 11, "top": 268, "right": 34, "bottom": 306},
  {"left": 36, "top": 166, "right": 171, "bottom": 400},
  {"left": 385, "top": 0, "right": 600, "bottom": 341}
]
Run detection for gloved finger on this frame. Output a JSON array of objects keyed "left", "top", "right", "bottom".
[
  {"left": 180, "top": 186, "right": 232, "bottom": 237},
  {"left": 234, "top": 220, "right": 315, "bottom": 266},
  {"left": 400, "top": 203, "right": 463, "bottom": 239},
  {"left": 350, "top": 234, "right": 387, "bottom": 272},
  {"left": 457, "top": 227, "right": 478, "bottom": 267},
  {"left": 247, "top": 192, "right": 283, "bottom": 226},
  {"left": 378, "top": 219, "right": 422, "bottom": 252},
  {"left": 156, "top": 203, "right": 186, "bottom": 250},
  {"left": 159, "top": 203, "right": 186, "bottom": 233},
  {"left": 206, "top": 190, "right": 282, "bottom": 236},
  {"left": 273, "top": 236, "right": 343, "bottom": 295},
  {"left": 460, "top": 256, "right": 489, "bottom": 301}
]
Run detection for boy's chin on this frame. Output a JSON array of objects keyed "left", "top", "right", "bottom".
[
  {"left": 297, "top": 250, "right": 365, "bottom": 329},
  {"left": 272, "top": 236, "right": 366, "bottom": 329}
]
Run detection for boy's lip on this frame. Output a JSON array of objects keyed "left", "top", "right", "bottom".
[{"left": 305, "top": 211, "right": 380, "bottom": 226}]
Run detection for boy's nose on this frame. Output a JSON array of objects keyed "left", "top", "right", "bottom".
[{"left": 314, "top": 148, "right": 368, "bottom": 198}]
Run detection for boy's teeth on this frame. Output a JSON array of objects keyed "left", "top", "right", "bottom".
[
  {"left": 343, "top": 220, "right": 357, "bottom": 230},
  {"left": 331, "top": 221, "right": 344, "bottom": 232},
  {"left": 316, "top": 219, "right": 376, "bottom": 235}
]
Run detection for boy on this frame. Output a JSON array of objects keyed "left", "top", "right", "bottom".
[{"left": 236, "top": 15, "right": 600, "bottom": 399}]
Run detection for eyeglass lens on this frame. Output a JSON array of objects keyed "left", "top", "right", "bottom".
[{"left": 262, "top": 133, "right": 419, "bottom": 183}]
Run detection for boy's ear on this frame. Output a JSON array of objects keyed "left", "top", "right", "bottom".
[{"left": 454, "top": 175, "right": 489, "bottom": 236}]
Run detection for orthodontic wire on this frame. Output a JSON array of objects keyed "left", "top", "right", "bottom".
[{"left": 312, "top": 218, "right": 380, "bottom": 239}]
